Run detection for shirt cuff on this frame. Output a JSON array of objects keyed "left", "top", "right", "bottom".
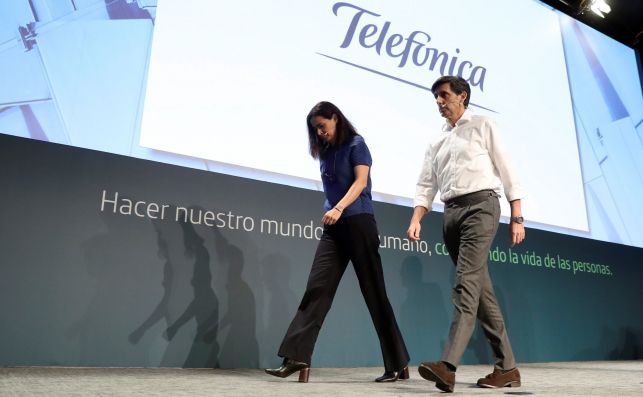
[
  {"left": 505, "top": 186, "right": 526, "bottom": 202},
  {"left": 413, "top": 198, "right": 432, "bottom": 212}
]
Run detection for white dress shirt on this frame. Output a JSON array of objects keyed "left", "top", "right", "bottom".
[{"left": 414, "top": 109, "right": 525, "bottom": 211}]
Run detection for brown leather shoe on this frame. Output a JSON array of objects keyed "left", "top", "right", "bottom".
[
  {"left": 477, "top": 367, "right": 521, "bottom": 388},
  {"left": 418, "top": 361, "right": 455, "bottom": 393}
]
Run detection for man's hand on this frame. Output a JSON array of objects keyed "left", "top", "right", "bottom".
[
  {"left": 407, "top": 221, "right": 422, "bottom": 241},
  {"left": 509, "top": 222, "right": 525, "bottom": 247},
  {"left": 509, "top": 200, "right": 525, "bottom": 247},
  {"left": 407, "top": 206, "right": 428, "bottom": 241}
]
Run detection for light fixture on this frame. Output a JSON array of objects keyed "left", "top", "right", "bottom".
[{"left": 590, "top": 0, "right": 611, "bottom": 18}]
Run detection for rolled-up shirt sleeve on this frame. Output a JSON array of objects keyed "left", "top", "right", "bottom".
[
  {"left": 413, "top": 144, "right": 438, "bottom": 211},
  {"left": 485, "top": 119, "right": 525, "bottom": 202}
]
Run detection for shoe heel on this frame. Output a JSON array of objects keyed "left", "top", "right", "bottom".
[
  {"left": 399, "top": 367, "right": 410, "bottom": 380},
  {"left": 508, "top": 381, "right": 521, "bottom": 387},
  {"left": 298, "top": 368, "right": 310, "bottom": 383},
  {"left": 437, "top": 382, "right": 454, "bottom": 393}
]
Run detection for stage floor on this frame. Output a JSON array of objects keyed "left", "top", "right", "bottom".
[{"left": 1, "top": 361, "right": 642, "bottom": 396}]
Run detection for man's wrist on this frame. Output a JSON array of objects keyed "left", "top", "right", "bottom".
[{"left": 510, "top": 215, "right": 524, "bottom": 224}]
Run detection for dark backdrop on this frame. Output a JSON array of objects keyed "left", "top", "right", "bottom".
[{"left": 1, "top": 134, "right": 641, "bottom": 368}]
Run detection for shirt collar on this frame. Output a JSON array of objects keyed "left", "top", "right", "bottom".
[{"left": 442, "top": 109, "right": 472, "bottom": 132}]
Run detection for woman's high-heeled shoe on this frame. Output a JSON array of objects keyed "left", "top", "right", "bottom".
[
  {"left": 265, "top": 358, "right": 310, "bottom": 383},
  {"left": 375, "top": 366, "right": 409, "bottom": 382}
]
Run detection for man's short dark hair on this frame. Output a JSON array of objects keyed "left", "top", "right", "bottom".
[{"left": 431, "top": 75, "right": 471, "bottom": 108}]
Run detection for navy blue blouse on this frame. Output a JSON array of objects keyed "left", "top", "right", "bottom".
[{"left": 319, "top": 135, "right": 374, "bottom": 216}]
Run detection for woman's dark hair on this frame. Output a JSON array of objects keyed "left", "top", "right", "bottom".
[
  {"left": 431, "top": 75, "right": 471, "bottom": 108},
  {"left": 306, "top": 101, "right": 358, "bottom": 159}
]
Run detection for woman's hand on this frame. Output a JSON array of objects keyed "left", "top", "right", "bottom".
[
  {"left": 321, "top": 164, "right": 368, "bottom": 225},
  {"left": 322, "top": 207, "right": 342, "bottom": 225}
]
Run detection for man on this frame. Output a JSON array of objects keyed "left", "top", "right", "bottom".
[{"left": 407, "top": 75, "right": 525, "bottom": 393}]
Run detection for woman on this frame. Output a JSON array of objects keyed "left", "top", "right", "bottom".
[{"left": 265, "top": 101, "right": 410, "bottom": 383}]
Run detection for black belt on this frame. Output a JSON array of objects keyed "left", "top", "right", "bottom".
[{"left": 445, "top": 190, "right": 499, "bottom": 207}]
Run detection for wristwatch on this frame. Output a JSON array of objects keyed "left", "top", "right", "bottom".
[{"left": 510, "top": 216, "right": 524, "bottom": 224}]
